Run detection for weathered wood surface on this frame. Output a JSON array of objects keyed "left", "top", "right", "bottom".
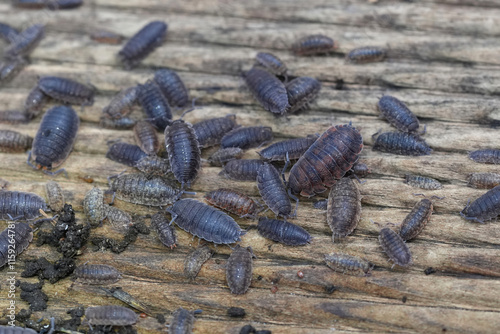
[{"left": 1, "top": 0, "right": 500, "bottom": 333}]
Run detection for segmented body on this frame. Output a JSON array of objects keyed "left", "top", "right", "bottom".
[
  {"left": 324, "top": 253, "right": 373, "bottom": 276},
  {"left": 24, "top": 86, "right": 49, "bottom": 119},
  {"left": 47, "top": 0, "right": 83, "bottom": 9},
  {"left": 327, "top": 177, "right": 361, "bottom": 240},
  {"left": 204, "top": 188, "right": 260, "bottom": 217},
  {"left": 137, "top": 80, "right": 172, "bottom": 130},
  {"left": 378, "top": 227, "right": 412, "bottom": 267},
  {"left": 135, "top": 155, "right": 171, "bottom": 175},
  {"left": 184, "top": 245, "right": 212, "bottom": 279},
  {"left": 404, "top": 174, "right": 442, "bottom": 190},
  {"left": 468, "top": 149, "right": 500, "bottom": 164},
  {"left": 151, "top": 212, "right": 176, "bottom": 249},
  {"left": 0, "top": 222, "right": 33, "bottom": 267},
  {"left": 100, "top": 116, "right": 136, "bottom": 129},
  {"left": 257, "top": 217, "right": 311, "bottom": 246},
  {"left": 73, "top": 264, "right": 122, "bottom": 284},
  {"left": 0, "top": 58, "right": 27, "bottom": 82},
  {"left": 169, "top": 308, "right": 197, "bottom": 334},
  {"left": 5, "top": 24, "right": 44, "bottom": 59},
  {"left": 208, "top": 147, "right": 243, "bottom": 167},
  {"left": 399, "top": 199, "right": 433, "bottom": 241},
  {"left": 83, "top": 187, "right": 105, "bottom": 226},
  {"left": 103, "top": 86, "right": 138, "bottom": 119},
  {"left": 0, "top": 23, "right": 19, "bottom": 43},
  {"left": 106, "top": 142, "right": 147, "bottom": 167},
  {"left": 105, "top": 206, "right": 133, "bottom": 231},
  {"left": 193, "top": 115, "right": 238, "bottom": 148},
  {"left": 255, "top": 52, "right": 287, "bottom": 76},
  {"left": 346, "top": 162, "right": 371, "bottom": 178},
  {"left": 226, "top": 245, "right": 253, "bottom": 295},
  {"left": 0, "top": 191, "right": 47, "bottom": 220},
  {"left": 0, "top": 110, "right": 30, "bottom": 124},
  {"left": 0, "top": 326, "right": 36, "bottom": 334},
  {"left": 221, "top": 126, "right": 273, "bottom": 149},
  {"left": 258, "top": 135, "right": 318, "bottom": 161},
  {"left": 373, "top": 132, "right": 431, "bottom": 156},
  {"left": 257, "top": 163, "right": 292, "bottom": 219},
  {"left": 378, "top": 96, "right": 420, "bottom": 133},
  {"left": 38, "top": 76, "right": 94, "bottom": 105},
  {"left": 0, "top": 130, "right": 33, "bottom": 153},
  {"left": 154, "top": 69, "right": 189, "bottom": 108},
  {"left": 244, "top": 67, "right": 290, "bottom": 115},
  {"left": 468, "top": 172, "right": 500, "bottom": 189},
  {"left": 45, "top": 180, "right": 64, "bottom": 211},
  {"left": 346, "top": 47, "right": 386, "bottom": 64},
  {"left": 220, "top": 159, "right": 264, "bottom": 181},
  {"left": 291, "top": 34, "right": 336, "bottom": 56},
  {"left": 134, "top": 121, "right": 160, "bottom": 155},
  {"left": 85, "top": 305, "right": 137, "bottom": 326},
  {"left": 286, "top": 77, "right": 321, "bottom": 113},
  {"left": 460, "top": 185, "right": 500, "bottom": 223}
]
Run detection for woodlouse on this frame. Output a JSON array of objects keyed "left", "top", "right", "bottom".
[
  {"left": 0, "top": 326, "right": 36, "bottom": 334},
  {"left": 346, "top": 47, "right": 386, "bottom": 64},
  {"left": 468, "top": 149, "right": 500, "bottom": 164},
  {"left": 324, "top": 252, "right": 373, "bottom": 276},
  {"left": 258, "top": 135, "right": 318, "bottom": 161},
  {"left": 399, "top": 199, "right": 433, "bottom": 241},
  {"left": 83, "top": 187, "right": 105, "bottom": 226},
  {"left": 0, "top": 222, "right": 33, "bottom": 267},
  {"left": 193, "top": 115, "right": 238, "bottom": 148},
  {"left": 347, "top": 162, "right": 371, "bottom": 179},
  {"left": 313, "top": 199, "right": 327, "bottom": 210},
  {"left": 372, "top": 132, "right": 431, "bottom": 156},
  {"left": 204, "top": 188, "right": 260, "bottom": 218},
  {"left": 12, "top": 0, "right": 46, "bottom": 8},
  {"left": 45, "top": 180, "right": 64, "bottom": 212},
  {"left": 208, "top": 147, "right": 244, "bottom": 167},
  {"left": 0, "top": 130, "right": 33, "bottom": 153},
  {"left": 0, "top": 191, "right": 47, "bottom": 220},
  {"left": 184, "top": 245, "right": 212, "bottom": 279},
  {"left": 327, "top": 177, "right": 361, "bottom": 241},
  {"left": 291, "top": 34, "right": 336, "bottom": 56},
  {"left": 289, "top": 124, "right": 363, "bottom": 197},
  {"left": 221, "top": 126, "right": 273, "bottom": 150},
  {"left": 90, "top": 30, "right": 124, "bottom": 44},
  {"left": 378, "top": 227, "right": 412, "bottom": 267},
  {"left": 0, "top": 110, "right": 30, "bottom": 124},
  {"left": 134, "top": 121, "right": 160, "bottom": 155},
  {"left": 105, "top": 206, "right": 133, "bottom": 231},
  {"left": 286, "top": 77, "right": 321, "bottom": 113},
  {"left": 154, "top": 69, "right": 189, "bottom": 108},
  {"left": 166, "top": 198, "right": 244, "bottom": 245},
  {"left": 404, "top": 174, "right": 442, "bottom": 190},
  {"left": 85, "top": 305, "right": 137, "bottom": 326},
  {"left": 257, "top": 217, "right": 312, "bottom": 246},
  {"left": 106, "top": 142, "right": 147, "bottom": 167},
  {"left": 24, "top": 86, "right": 49, "bottom": 119},
  {"left": 169, "top": 308, "right": 198, "bottom": 334},
  {"left": 0, "top": 23, "right": 19, "bottom": 43},
  {"left": 73, "top": 264, "right": 122, "bottom": 284},
  {"left": 226, "top": 245, "right": 254, "bottom": 295},
  {"left": 118, "top": 20, "right": 167, "bottom": 70},
  {"left": 220, "top": 159, "right": 265, "bottom": 181},
  {"left": 38, "top": 76, "right": 95, "bottom": 106},
  {"left": 151, "top": 212, "right": 176, "bottom": 249},
  {"left": 0, "top": 58, "right": 27, "bottom": 83},
  {"left": 257, "top": 163, "right": 293, "bottom": 219},
  {"left": 137, "top": 80, "right": 172, "bottom": 130},
  {"left": 460, "top": 185, "right": 500, "bottom": 223},
  {"left": 103, "top": 86, "right": 138, "bottom": 119},
  {"left": 378, "top": 96, "right": 421, "bottom": 134},
  {"left": 244, "top": 67, "right": 290, "bottom": 115},
  {"left": 255, "top": 52, "right": 287, "bottom": 77},
  {"left": 134, "top": 155, "right": 171, "bottom": 176},
  {"left": 467, "top": 172, "right": 500, "bottom": 189},
  {"left": 100, "top": 116, "right": 136, "bottom": 129},
  {"left": 47, "top": 0, "right": 83, "bottom": 10},
  {"left": 5, "top": 24, "right": 44, "bottom": 59}
]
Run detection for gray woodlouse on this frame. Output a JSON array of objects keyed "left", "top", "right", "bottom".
[
  {"left": 257, "top": 163, "right": 293, "bottom": 219},
  {"left": 103, "top": 86, "right": 138, "bottom": 120},
  {"left": 468, "top": 149, "right": 500, "bottom": 164},
  {"left": 244, "top": 67, "right": 290, "bottom": 115},
  {"left": 90, "top": 29, "right": 124, "bottom": 44},
  {"left": 151, "top": 212, "right": 176, "bottom": 249},
  {"left": 118, "top": 20, "right": 168, "bottom": 70},
  {"left": 45, "top": 180, "right": 64, "bottom": 212},
  {"left": 166, "top": 198, "right": 244, "bottom": 245},
  {"left": 208, "top": 147, "right": 244, "bottom": 167},
  {"left": 105, "top": 206, "right": 133, "bottom": 231},
  {"left": 404, "top": 174, "right": 442, "bottom": 190},
  {"left": 38, "top": 76, "right": 95, "bottom": 106},
  {"left": 313, "top": 199, "right": 327, "bottom": 210},
  {"left": 255, "top": 52, "right": 287, "bottom": 77},
  {"left": 137, "top": 80, "right": 172, "bottom": 131},
  {"left": 83, "top": 187, "right": 105, "bottom": 226},
  {"left": 258, "top": 135, "right": 318, "bottom": 161},
  {"left": 378, "top": 227, "right": 412, "bottom": 267},
  {"left": 184, "top": 245, "right": 212, "bottom": 279},
  {"left": 289, "top": 124, "right": 363, "bottom": 197},
  {"left": 286, "top": 77, "right": 321, "bottom": 113},
  {"left": 0, "top": 222, "right": 33, "bottom": 267},
  {"left": 257, "top": 217, "right": 312, "bottom": 246},
  {"left": 85, "top": 305, "right": 137, "bottom": 326},
  {"left": 100, "top": 116, "right": 136, "bottom": 130},
  {"left": 0, "top": 191, "right": 47, "bottom": 220},
  {"left": 327, "top": 177, "right": 361, "bottom": 241},
  {"left": 0, "top": 130, "right": 33, "bottom": 153},
  {"left": 460, "top": 185, "right": 500, "bottom": 223},
  {"left": 73, "top": 264, "right": 122, "bottom": 285},
  {"left": 221, "top": 126, "right": 273, "bottom": 150},
  {"left": 467, "top": 172, "right": 500, "bottom": 189},
  {"left": 372, "top": 131, "right": 431, "bottom": 156},
  {"left": 193, "top": 115, "right": 238, "bottom": 148},
  {"left": 204, "top": 188, "right": 260, "bottom": 218},
  {"left": 135, "top": 155, "right": 171, "bottom": 176},
  {"left": 226, "top": 245, "right": 254, "bottom": 295},
  {"left": 0, "top": 57, "right": 27, "bottom": 83},
  {"left": 377, "top": 96, "right": 421, "bottom": 134},
  {"left": 346, "top": 47, "right": 387, "bottom": 64},
  {"left": 106, "top": 142, "right": 147, "bottom": 167},
  {"left": 154, "top": 69, "right": 189, "bottom": 108},
  {"left": 324, "top": 252, "right": 373, "bottom": 276},
  {"left": 291, "top": 34, "right": 336, "bottom": 56},
  {"left": 399, "top": 199, "right": 433, "bottom": 241},
  {"left": 0, "top": 110, "right": 30, "bottom": 124},
  {"left": 220, "top": 159, "right": 265, "bottom": 181},
  {"left": 0, "top": 23, "right": 19, "bottom": 43},
  {"left": 5, "top": 24, "right": 44, "bottom": 59},
  {"left": 24, "top": 86, "right": 49, "bottom": 119},
  {"left": 47, "top": 0, "right": 83, "bottom": 10},
  {"left": 134, "top": 120, "right": 160, "bottom": 155},
  {"left": 169, "top": 307, "right": 198, "bottom": 334},
  {"left": 0, "top": 326, "right": 37, "bottom": 334}
]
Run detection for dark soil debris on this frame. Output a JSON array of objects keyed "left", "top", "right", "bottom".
[
  {"left": 227, "top": 307, "right": 246, "bottom": 318},
  {"left": 240, "top": 325, "right": 256, "bottom": 334},
  {"left": 58, "top": 307, "right": 85, "bottom": 332},
  {"left": 424, "top": 267, "right": 437, "bottom": 275},
  {"left": 155, "top": 314, "right": 166, "bottom": 324},
  {"left": 90, "top": 220, "right": 150, "bottom": 253},
  {"left": 19, "top": 280, "right": 48, "bottom": 311},
  {"left": 88, "top": 325, "right": 137, "bottom": 334},
  {"left": 22, "top": 257, "right": 76, "bottom": 283}
]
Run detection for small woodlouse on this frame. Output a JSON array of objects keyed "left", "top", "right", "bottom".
[
  {"left": 372, "top": 132, "right": 431, "bottom": 156},
  {"left": 166, "top": 199, "right": 244, "bottom": 245},
  {"left": 105, "top": 206, "right": 133, "bottom": 231},
  {"left": 103, "top": 86, "right": 138, "bottom": 120},
  {"left": 378, "top": 95, "right": 421, "bottom": 134},
  {"left": 151, "top": 212, "right": 176, "bottom": 249},
  {"left": 324, "top": 252, "right": 373, "bottom": 276},
  {"left": 137, "top": 80, "right": 172, "bottom": 131},
  {"left": 255, "top": 52, "right": 287, "bottom": 77},
  {"left": 220, "top": 159, "right": 265, "bottom": 181},
  {"left": 193, "top": 115, "right": 238, "bottom": 148},
  {"left": 184, "top": 245, "right": 212, "bottom": 279},
  {"left": 346, "top": 162, "right": 371, "bottom": 179},
  {"left": 47, "top": 0, "right": 83, "bottom": 10},
  {"left": 90, "top": 30, "right": 124, "bottom": 44},
  {"left": 468, "top": 172, "right": 500, "bottom": 189},
  {"left": 291, "top": 34, "right": 336, "bottom": 56},
  {"left": 0, "top": 58, "right": 27, "bottom": 83},
  {"left": 289, "top": 124, "right": 363, "bottom": 197},
  {"left": 226, "top": 245, "right": 254, "bottom": 295},
  {"left": 100, "top": 116, "right": 137, "bottom": 130},
  {"left": 169, "top": 308, "right": 198, "bottom": 334},
  {"left": 0, "top": 110, "right": 30, "bottom": 124},
  {"left": 460, "top": 185, "right": 500, "bottom": 223},
  {"left": 257, "top": 217, "right": 312, "bottom": 246},
  {"left": 346, "top": 47, "right": 386, "bottom": 64},
  {"left": 404, "top": 174, "right": 442, "bottom": 190},
  {"left": 85, "top": 305, "right": 137, "bottom": 326},
  {"left": 258, "top": 134, "right": 318, "bottom": 161},
  {"left": 378, "top": 227, "right": 412, "bottom": 267},
  {"left": 0, "top": 326, "right": 37, "bottom": 334},
  {"left": 399, "top": 199, "right": 433, "bottom": 241},
  {"left": 0, "top": 222, "right": 33, "bottom": 267},
  {"left": 468, "top": 149, "right": 500, "bottom": 164},
  {"left": 313, "top": 199, "right": 327, "bottom": 210},
  {"left": 208, "top": 147, "right": 244, "bottom": 167},
  {"left": 134, "top": 121, "right": 160, "bottom": 155},
  {"left": 135, "top": 155, "right": 171, "bottom": 176},
  {"left": 118, "top": 20, "right": 167, "bottom": 70},
  {"left": 83, "top": 187, "right": 105, "bottom": 226},
  {"left": 45, "top": 180, "right": 64, "bottom": 212},
  {"left": 221, "top": 126, "right": 273, "bottom": 150},
  {"left": 204, "top": 188, "right": 260, "bottom": 218},
  {"left": 257, "top": 163, "right": 293, "bottom": 219},
  {"left": 327, "top": 177, "right": 361, "bottom": 241},
  {"left": 0, "top": 191, "right": 47, "bottom": 220},
  {"left": 244, "top": 67, "right": 290, "bottom": 115},
  {"left": 106, "top": 142, "right": 147, "bottom": 167},
  {"left": 24, "top": 86, "right": 49, "bottom": 119},
  {"left": 38, "top": 76, "right": 95, "bottom": 106},
  {"left": 0, "top": 130, "right": 33, "bottom": 153},
  {"left": 5, "top": 24, "right": 44, "bottom": 59},
  {"left": 0, "top": 23, "right": 19, "bottom": 43},
  {"left": 73, "top": 264, "right": 122, "bottom": 285},
  {"left": 286, "top": 77, "right": 321, "bottom": 113},
  {"left": 154, "top": 69, "right": 189, "bottom": 108}
]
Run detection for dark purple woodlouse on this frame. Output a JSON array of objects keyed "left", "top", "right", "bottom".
[
  {"left": 255, "top": 52, "right": 287, "bottom": 77},
  {"left": 105, "top": 206, "right": 133, "bottom": 231},
  {"left": 184, "top": 245, "right": 212, "bottom": 279},
  {"left": 5, "top": 24, "right": 44, "bottom": 59},
  {"left": 404, "top": 174, "right": 442, "bottom": 190},
  {"left": 137, "top": 80, "right": 172, "bottom": 130},
  {"left": 378, "top": 227, "right": 412, "bottom": 267},
  {"left": 468, "top": 149, "right": 500, "bottom": 164},
  {"left": 372, "top": 132, "right": 431, "bottom": 156},
  {"left": 0, "top": 326, "right": 37, "bottom": 334},
  {"left": 118, "top": 20, "right": 167, "bottom": 70},
  {"left": 291, "top": 34, "right": 336, "bottom": 56},
  {"left": 24, "top": 86, "right": 49, "bottom": 119},
  {"left": 257, "top": 163, "right": 293, "bottom": 219},
  {"left": 377, "top": 96, "right": 421, "bottom": 134},
  {"left": 0, "top": 58, "right": 27, "bottom": 83},
  {"left": 0, "top": 222, "right": 33, "bottom": 267},
  {"left": 151, "top": 212, "right": 176, "bottom": 249},
  {"left": 193, "top": 115, "right": 238, "bottom": 148},
  {"left": 83, "top": 187, "right": 105, "bottom": 226},
  {"left": 153, "top": 69, "right": 188, "bottom": 108},
  {"left": 468, "top": 172, "right": 500, "bottom": 189},
  {"left": 103, "top": 86, "right": 138, "bottom": 119},
  {"left": 324, "top": 252, "right": 373, "bottom": 276},
  {"left": 327, "top": 177, "right": 361, "bottom": 241},
  {"left": 134, "top": 121, "right": 160, "bottom": 155},
  {"left": 220, "top": 159, "right": 265, "bottom": 181},
  {"left": 0, "top": 130, "right": 33, "bottom": 153},
  {"left": 169, "top": 308, "right": 198, "bottom": 333},
  {"left": 460, "top": 185, "right": 500, "bottom": 223},
  {"left": 204, "top": 188, "right": 260, "bottom": 218},
  {"left": 85, "top": 305, "right": 137, "bottom": 326},
  {"left": 286, "top": 77, "right": 321, "bottom": 113},
  {"left": 346, "top": 162, "right": 371, "bottom": 179},
  {"left": 313, "top": 199, "right": 327, "bottom": 210},
  {"left": 221, "top": 126, "right": 273, "bottom": 150},
  {"left": 73, "top": 264, "right": 122, "bottom": 285},
  {"left": 258, "top": 135, "right": 318, "bottom": 161},
  {"left": 226, "top": 245, "right": 254, "bottom": 295},
  {"left": 257, "top": 217, "right": 312, "bottom": 246},
  {"left": 45, "top": 180, "right": 64, "bottom": 212},
  {"left": 134, "top": 155, "right": 171, "bottom": 176},
  {"left": 106, "top": 142, "right": 147, "bottom": 167},
  {"left": 166, "top": 199, "right": 244, "bottom": 244},
  {"left": 399, "top": 199, "right": 433, "bottom": 241},
  {"left": 38, "top": 76, "right": 95, "bottom": 106},
  {"left": 0, "top": 110, "right": 30, "bottom": 124},
  {"left": 289, "top": 124, "right": 363, "bottom": 197},
  {"left": 0, "top": 191, "right": 47, "bottom": 220},
  {"left": 244, "top": 67, "right": 290, "bottom": 115},
  {"left": 208, "top": 147, "right": 244, "bottom": 167},
  {"left": 100, "top": 116, "right": 136, "bottom": 130},
  {"left": 47, "top": 0, "right": 83, "bottom": 10},
  {"left": 0, "top": 23, "right": 19, "bottom": 43},
  {"left": 346, "top": 47, "right": 386, "bottom": 64},
  {"left": 90, "top": 29, "right": 124, "bottom": 44}
]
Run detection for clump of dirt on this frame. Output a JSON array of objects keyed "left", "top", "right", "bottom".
[
  {"left": 58, "top": 307, "right": 84, "bottom": 331},
  {"left": 19, "top": 280, "right": 48, "bottom": 311},
  {"left": 90, "top": 220, "right": 150, "bottom": 253},
  {"left": 89, "top": 325, "right": 137, "bottom": 334},
  {"left": 228, "top": 307, "right": 246, "bottom": 318},
  {"left": 22, "top": 257, "right": 76, "bottom": 283}
]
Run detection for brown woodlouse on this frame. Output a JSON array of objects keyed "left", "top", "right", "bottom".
[
  {"left": 90, "top": 30, "right": 124, "bottom": 44},
  {"left": 102, "top": 86, "right": 138, "bottom": 119},
  {"left": 73, "top": 264, "right": 122, "bottom": 285},
  {"left": 226, "top": 245, "right": 254, "bottom": 295},
  {"left": 134, "top": 155, "right": 171, "bottom": 176},
  {"left": 289, "top": 124, "right": 363, "bottom": 197},
  {"left": 378, "top": 227, "right": 412, "bottom": 267},
  {"left": 257, "top": 217, "right": 312, "bottom": 246},
  {"left": 327, "top": 177, "right": 361, "bottom": 241},
  {"left": 0, "top": 130, "right": 33, "bottom": 153},
  {"left": 255, "top": 52, "right": 287, "bottom": 77},
  {"left": 169, "top": 308, "right": 199, "bottom": 334},
  {"left": 118, "top": 20, "right": 167, "bottom": 70},
  {"left": 377, "top": 96, "right": 421, "bottom": 134},
  {"left": 134, "top": 121, "right": 160, "bottom": 155},
  {"left": 0, "top": 23, "right": 19, "bottom": 43},
  {"left": 193, "top": 115, "right": 238, "bottom": 148},
  {"left": 106, "top": 142, "right": 147, "bottom": 167},
  {"left": 0, "top": 222, "right": 33, "bottom": 267},
  {"left": 45, "top": 180, "right": 64, "bottom": 212},
  {"left": 184, "top": 245, "right": 212, "bottom": 279},
  {"left": 85, "top": 305, "right": 137, "bottom": 326},
  {"left": 100, "top": 116, "right": 137, "bottom": 130},
  {"left": 0, "top": 110, "right": 30, "bottom": 124},
  {"left": 372, "top": 131, "right": 431, "bottom": 156},
  {"left": 468, "top": 172, "right": 500, "bottom": 189},
  {"left": 324, "top": 252, "right": 373, "bottom": 276},
  {"left": 220, "top": 159, "right": 265, "bottom": 181},
  {"left": 208, "top": 147, "right": 244, "bottom": 167},
  {"left": 0, "top": 57, "right": 27, "bottom": 83},
  {"left": 137, "top": 80, "right": 172, "bottom": 131},
  {"left": 105, "top": 206, "right": 133, "bottom": 231},
  {"left": 404, "top": 174, "right": 442, "bottom": 190},
  {"left": 0, "top": 191, "right": 47, "bottom": 220},
  {"left": 468, "top": 149, "right": 500, "bottom": 164},
  {"left": 166, "top": 199, "right": 244, "bottom": 245},
  {"left": 24, "top": 86, "right": 49, "bottom": 119},
  {"left": 151, "top": 212, "right": 176, "bottom": 249},
  {"left": 460, "top": 185, "right": 500, "bottom": 223},
  {"left": 291, "top": 34, "right": 336, "bottom": 56},
  {"left": 83, "top": 187, "right": 105, "bottom": 226},
  {"left": 221, "top": 126, "right": 273, "bottom": 150},
  {"left": 204, "top": 188, "right": 260, "bottom": 218},
  {"left": 286, "top": 77, "right": 321, "bottom": 113},
  {"left": 5, "top": 24, "right": 44, "bottom": 59},
  {"left": 38, "top": 76, "right": 95, "bottom": 106},
  {"left": 0, "top": 326, "right": 37, "bottom": 334},
  {"left": 154, "top": 69, "right": 189, "bottom": 108},
  {"left": 244, "top": 67, "right": 290, "bottom": 115},
  {"left": 257, "top": 163, "right": 294, "bottom": 219},
  {"left": 346, "top": 47, "right": 386, "bottom": 64},
  {"left": 258, "top": 134, "right": 319, "bottom": 161},
  {"left": 399, "top": 199, "right": 433, "bottom": 241}
]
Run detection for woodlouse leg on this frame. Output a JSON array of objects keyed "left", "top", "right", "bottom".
[
  {"left": 351, "top": 174, "right": 366, "bottom": 184},
  {"left": 371, "top": 129, "right": 382, "bottom": 139},
  {"left": 288, "top": 188, "right": 299, "bottom": 218},
  {"left": 26, "top": 150, "right": 37, "bottom": 170},
  {"left": 419, "top": 124, "right": 427, "bottom": 136},
  {"left": 412, "top": 193, "right": 425, "bottom": 197},
  {"left": 43, "top": 168, "right": 68, "bottom": 178},
  {"left": 282, "top": 152, "right": 290, "bottom": 184},
  {"left": 430, "top": 195, "right": 445, "bottom": 200}
]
